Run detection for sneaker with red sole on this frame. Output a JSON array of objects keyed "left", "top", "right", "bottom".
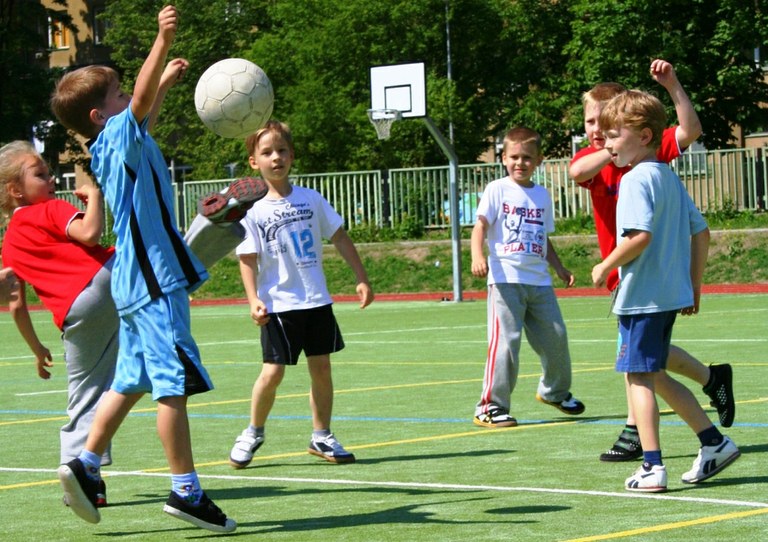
[{"left": 198, "top": 177, "right": 269, "bottom": 223}]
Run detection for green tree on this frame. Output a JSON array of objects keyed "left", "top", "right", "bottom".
[
  {"left": 562, "top": 0, "right": 768, "bottom": 151},
  {"left": 0, "top": 1, "right": 70, "bottom": 154},
  {"left": 97, "top": 0, "right": 767, "bottom": 177}
]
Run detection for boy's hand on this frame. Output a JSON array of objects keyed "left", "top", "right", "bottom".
[
  {"left": 74, "top": 183, "right": 100, "bottom": 205},
  {"left": 679, "top": 286, "right": 702, "bottom": 316},
  {"left": 471, "top": 258, "right": 488, "bottom": 278},
  {"left": 556, "top": 266, "right": 575, "bottom": 288},
  {"left": 157, "top": 4, "right": 179, "bottom": 42},
  {"left": 161, "top": 58, "right": 190, "bottom": 88},
  {"left": 356, "top": 281, "right": 374, "bottom": 309},
  {"left": 650, "top": 59, "right": 679, "bottom": 90},
  {"left": 249, "top": 301, "right": 270, "bottom": 326},
  {"left": 591, "top": 262, "right": 609, "bottom": 288},
  {"left": 35, "top": 347, "right": 54, "bottom": 379}
]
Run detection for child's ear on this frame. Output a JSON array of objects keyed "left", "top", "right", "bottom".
[
  {"left": 640, "top": 127, "right": 653, "bottom": 146},
  {"left": 89, "top": 108, "right": 105, "bottom": 126},
  {"left": 248, "top": 155, "right": 259, "bottom": 170}
]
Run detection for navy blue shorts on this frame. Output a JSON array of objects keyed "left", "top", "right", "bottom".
[
  {"left": 260, "top": 304, "right": 344, "bottom": 365},
  {"left": 615, "top": 311, "right": 677, "bottom": 373}
]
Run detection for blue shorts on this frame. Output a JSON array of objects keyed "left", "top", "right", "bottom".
[
  {"left": 615, "top": 311, "right": 677, "bottom": 373},
  {"left": 261, "top": 304, "right": 344, "bottom": 365},
  {"left": 113, "top": 289, "right": 213, "bottom": 400}
]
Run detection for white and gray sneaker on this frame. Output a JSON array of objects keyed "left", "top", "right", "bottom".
[
  {"left": 681, "top": 436, "right": 740, "bottom": 484},
  {"left": 625, "top": 463, "right": 667, "bottom": 493},
  {"left": 308, "top": 433, "right": 356, "bottom": 464},
  {"left": 228, "top": 429, "right": 264, "bottom": 469}
]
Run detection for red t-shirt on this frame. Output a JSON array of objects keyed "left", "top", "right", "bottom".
[
  {"left": 571, "top": 127, "right": 682, "bottom": 291},
  {"left": 2, "top": 199, "right": 115, "bottom": 329}
]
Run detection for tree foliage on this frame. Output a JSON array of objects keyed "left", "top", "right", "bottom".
[
  {"left": 3, "top": 0, "right": 767, "bottom": 178},
  {"left": 0, "top": 0, "right": 70, "bottom": 155}
]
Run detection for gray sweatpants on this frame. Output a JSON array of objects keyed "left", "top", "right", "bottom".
[
  {"left": 475, "top": 283, "right": 573, "bottom": 416},
  {"left": 57, "top": 215, "right": 244, "bottom": 464}
]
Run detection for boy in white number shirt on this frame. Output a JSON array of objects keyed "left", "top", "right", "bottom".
[{"left": 228, "top": 120, "right": 373, "bottom": 468}]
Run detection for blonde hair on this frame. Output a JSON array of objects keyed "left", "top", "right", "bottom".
[
  {"left": 599, "top": 90, "right": 667, "bottom": 149},
  {"left": 50, "top": 65, "right": 120, "bottom": 138},
  {"left": 502, "top": 126, "right": 543, "bottom": 156},
  {"left": 582, "top": 82, "right": 627, "bottom": 107},
  {"left": 245, "top": 120, "right": 294, "bottom": 157},
  {"left": 0, "top": 140, "right": 43, "bottom": 219}
]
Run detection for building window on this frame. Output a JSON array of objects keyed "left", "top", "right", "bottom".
[
  {"left": 49, "top": 14, "right": 70, "bottom": 50},
  {"left": 93, "top": 4, "right": 109, "bottom": 45}
]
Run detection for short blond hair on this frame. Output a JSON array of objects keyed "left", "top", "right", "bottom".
[
  {"left": 599, "top": 90, "right": 667, "bottom": 149},
  {"left": 50, "top": 65, "right": 119, "bottom": 138},
  {"left": 245, "top": 120, "right": 294, "bottom": 157},
  {"left": 0, "top": 140, "right": 42, "bottom": 219},
  {"left": 502, "top": 126, "right": 542, "bottom": 156},
  {"left": 582, "top": 82, "right": 626, "bottom": 107}
]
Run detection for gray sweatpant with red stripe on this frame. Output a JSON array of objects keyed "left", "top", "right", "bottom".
[{"left": 475, "top": 283, "right": 573, "bottom": 417}]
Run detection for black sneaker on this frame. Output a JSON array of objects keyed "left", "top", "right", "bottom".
[
  {"left": 536, "top": 392, "right": 586, "bottom": 415},
  {"left": 703, "top": 364, "right": 735, "bottom": 427},
  {"left": 473, "top": 408, "right": 518, "bottom": 428},
  {"left": 64, "top": 478, "right": 107, "bottom": 508},
  {"left": 600, "top": 429, "right": 643, "bottom": 462},
  {"left": 198, "top": 177, "right": 269, "bottom": 223},
  {"left": 163, "top": 491, "right": 237, "bottom": 533},
  {"left": 58, "top": 459, "right": 101, "bottom": 523}
]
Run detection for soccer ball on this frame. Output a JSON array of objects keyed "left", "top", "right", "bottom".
[{"left": 194, "top": 58, "right": 274, "bottom": 139}]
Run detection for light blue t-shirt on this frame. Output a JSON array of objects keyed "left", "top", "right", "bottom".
[
  {"left": 613, "top": 161, "right": 707, "bottom": 315},
  {"left": 89, "top": 106, "right": 207, "bottom": 315}
]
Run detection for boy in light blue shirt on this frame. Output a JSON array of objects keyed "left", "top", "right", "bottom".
[
  {"left": 592, "top": 90, "right": 739, "bottom": 493},
  {"left": 50, "top": 5, "right": 235, "bottom": 532}
]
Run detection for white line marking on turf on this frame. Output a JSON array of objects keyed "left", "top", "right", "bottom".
[
  {"left": 15, "top": 390, "right": 68, "bottom": 397},
  {"left": 3, "top": 467, "right": 766, "bottom": 509}
]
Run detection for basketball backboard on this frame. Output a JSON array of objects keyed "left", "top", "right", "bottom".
[{"left": 369, "top": 62, "right": 426, "bottom": 118}]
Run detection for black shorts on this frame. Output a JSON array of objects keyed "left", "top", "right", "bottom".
[{"left": 260, "top": 304, "right": 345, "bottom": 365}]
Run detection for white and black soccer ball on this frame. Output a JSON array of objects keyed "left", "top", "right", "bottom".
[{"left": 194, "top": 58, "right": 274, "bottom": 139}]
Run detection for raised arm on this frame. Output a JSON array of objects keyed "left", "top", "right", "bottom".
[
  {"left": 650, "top": 59, "right": 702, "bottom": 150},
  {"left": 68, "top": 183, "right": 105, "bottom": 246},
  {"left": 148, "top": 58, "right": 189, "bottom": 132},
  {"left": 131, "top": 5, "right": 178, "bottom": 123}
]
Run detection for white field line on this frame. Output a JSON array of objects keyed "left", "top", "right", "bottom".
[{"left": 2, "top": 467, "right": 766, "bottom": 509}]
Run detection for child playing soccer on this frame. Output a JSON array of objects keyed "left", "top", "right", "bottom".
[
  {"left": 0, "top": 141, "right": 262, "bottom": 495},
  {"left": 471, "top": 127, "right": 584, "bottom": 428},
  {"left": 570, "top": 60, "right": 734, "bottom": 461},
  {"left": 592, "top": 90, "right": 739, "bottom": 492},
  {"left": 49, "top": 5, "right": 235, "bottom": 532},
  {"left": 227, "top": 120, "right": 373, "bottom": 468}
]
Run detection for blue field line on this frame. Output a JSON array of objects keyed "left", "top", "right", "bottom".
[{"left": 3, "top": 408, "right": 767, "bottom": 428}]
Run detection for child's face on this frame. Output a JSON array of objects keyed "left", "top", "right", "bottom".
[
  {"left": 249, "top": 131, "right": 294, "bottom": 183},
  {"left": 603, "top": 125, "right": 649, "bottom": 168},
  {"left": 10, "top": 154, "right": 55, "bottom": 207},
  {"left": 584, "top": 101, "right": 606, "bottom": 150},
  {"left": 502, "top": 141, "right": 542, "bottom": 186},
  {"left": 97, "top": 80, "right": 131, "bottom": 121}
]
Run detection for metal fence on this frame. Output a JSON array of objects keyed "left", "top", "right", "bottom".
[{"left": 51, "top": 146, "right": 766, "bottom": 233}]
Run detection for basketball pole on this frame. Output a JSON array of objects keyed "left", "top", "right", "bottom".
[{"left": 423, "top": 117, "right": 463, "bottom": 302}]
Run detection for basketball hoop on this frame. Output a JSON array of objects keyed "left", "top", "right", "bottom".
[{"left": 367, "top": 108, "right": 402, "bottom": 140}]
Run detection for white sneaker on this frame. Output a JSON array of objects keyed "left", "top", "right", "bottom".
[
  {"left": 228, "top": 429, "right": 264, "bottom": 469},
  {"left": 682, "top": 436, "right": 740, "bottom": 484},
  {"left": 308, "top": 433, "right": 356, "bottom": 464},
  {"left": 625, "top": 463, "right": 667, "bottom": 492}
]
